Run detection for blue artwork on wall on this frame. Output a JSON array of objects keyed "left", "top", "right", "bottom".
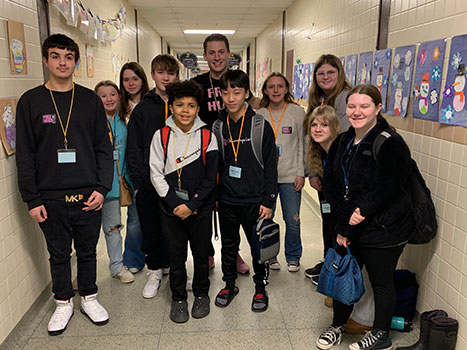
[
  {"left": 302, "top": 63, "right": 314, "bottom": 100},
  {"left": 439, "top": 34, "right": 467, "bottom": 126},
  {"left": 387, "top": 45, "right": 416, "bottom": 117},
  {"left": 345, "top": 54, "right": 357, "bottom": 86},
  {"left": 357, "top": 51, "right": 373, "bottom": 85},
  {"left": 292, "top": 65, "right": 300, "bottom": 99},
  {"left": 371, "top": 48, "right": 392, "bottom": 111},
  {"left": 412, "top": 38, "right": 446, "bottom": 121}
]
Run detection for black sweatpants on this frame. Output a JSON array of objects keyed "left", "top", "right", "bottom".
[
  {"left": 218, "top": 202, "right": 269, "bottom": 289},
  {"left": 39, "top": 199, "right": 101, "bottom": 300},
  {"left": 332, "top": 244, "right": 405, "bottom": 331},
  {"left": 135, "top": 188, "right": 167, "bottom": 270},
  {"left": 160, "top": 210, "right": 212, "bottom": 301}
]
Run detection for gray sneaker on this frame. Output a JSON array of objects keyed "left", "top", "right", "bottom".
[
  {"left": 170, "top": 300, "right": 189, "bottom": 323},
  {"left": 287, "top": 261, "right": 300, "bottom": 272},
  {"left": 191, "top": 296, "right": 210, "bottom": 319}
]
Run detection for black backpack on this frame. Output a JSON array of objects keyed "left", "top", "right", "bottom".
[{"left": 373, "top": 130, "right": 437, "bottom": 244}]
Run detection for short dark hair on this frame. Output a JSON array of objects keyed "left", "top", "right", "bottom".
[
  {"left": 150, "top": 54, "right": 180, "bottom": 74},
  {"left": 166, "top": 80, "right": 204, "bottom": 107},
  {"left": 42, "top": 34, "right": 80, "bottom": 63},
  {"left": 203, "top": 34, "right": 230, "bottom": 53},
  {"left": 219, "top": 70, "right": 249, "bottom": 91}
]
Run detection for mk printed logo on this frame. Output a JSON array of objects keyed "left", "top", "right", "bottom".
[
  {"left": 65, "top": 194, "right": 84, "bottom": 203},
  {"left": 42, "top": 114, "right": 56, "bottom": 124}
]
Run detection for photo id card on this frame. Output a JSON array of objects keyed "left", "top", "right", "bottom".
[
  {"left": 229, "top": 165, "right": 242, "bottom": 179},
  {"left": 321, "top": 200, "right": 331, "bottom": 214},
  {"left": 57, "top": 149, "right": 76, "bottom": 164},
  {"left": 175, "top": 188, "right": 189, "bottom": 201},
  {"left": 277, "top": 144, "right": 282, "bottom": 157}
]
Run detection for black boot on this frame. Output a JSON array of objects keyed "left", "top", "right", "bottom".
[
  {"left": 427, "top": 315, "right": 458, "bottom": 350},
  {"left": 396, "top": 310, "right": 447, "bottom": 350}
]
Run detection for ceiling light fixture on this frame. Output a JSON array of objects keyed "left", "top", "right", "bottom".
[{"left": 184, "top": 29, "right": 235, "bottom": 35}]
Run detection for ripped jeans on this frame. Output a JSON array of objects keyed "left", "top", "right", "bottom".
[
  {"left": 272, "top": 183, "right": 302, "bottom": 262},
  {"left": 101, "top": 198, "right": 125, "bottom": 276}
]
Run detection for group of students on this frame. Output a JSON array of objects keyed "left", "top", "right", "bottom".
[{"left": 15, "top": 32, "right": 416, "bottom": 350}]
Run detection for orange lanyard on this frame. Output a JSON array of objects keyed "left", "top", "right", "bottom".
[
  {"left": 226, "top": 110, "right": 246, "bottom": 164},
  {"left": 320, "top": 97, "right": 325, "bottom": 106},
  {"left": 165, "top": 101, "right": 168, "bottom": 120},
  {"left": 268, "top": 103, "right": 287, "bottom": 139}
]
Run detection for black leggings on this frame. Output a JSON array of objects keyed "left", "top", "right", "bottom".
[{"left": 332, "top": 244, "right": 405, "bottom": 331}]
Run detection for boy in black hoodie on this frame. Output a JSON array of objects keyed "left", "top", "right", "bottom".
[
  {"left": 16, "top": 34, "right": 113, "bottom": 335},
  {"left": 213, "top": 70, "right": 278, "bottom": 312},
  {"left": 126, "top": 54, "right": 179, "bottom": 299},
  {"left": 149, "top": 80, "right": 218, "bottom": 323}
]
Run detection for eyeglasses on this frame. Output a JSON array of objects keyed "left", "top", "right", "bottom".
[{"left": 316, "top": 70, "right": 338, "bottom": 78}]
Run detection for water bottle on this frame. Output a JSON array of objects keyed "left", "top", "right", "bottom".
[{"left": 390, "top": 316, "right": 412, "bottom": 332}]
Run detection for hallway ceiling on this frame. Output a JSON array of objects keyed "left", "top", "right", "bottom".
[{"left": 127, "top": 0, "right": 294, "bottom": 57}]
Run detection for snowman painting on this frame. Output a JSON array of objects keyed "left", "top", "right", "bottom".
[
  {"left": 376, "top": 67, "right": 384, "bottom": 93},
  {"left": 394, "top": 81, "right": 403, "bottom": 116},
  {"left": 453, "top": 63, "right": 465, "bottom": 112},
  {"left": 360, "top": 63, "right": 368, "bottom": 84},
  {"left": 419, "top": 73, "right": 430, "bottom": 115}
]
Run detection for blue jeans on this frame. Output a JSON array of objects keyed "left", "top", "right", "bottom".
[
  {"left": 101, "top": 198, "right": 124, "bottom": 276},
  {"left": 272, "top": 183, "right": 302, "bottom": 262},
  {"left": 123, "top": 202, "right": 145, "bottom": 271}
]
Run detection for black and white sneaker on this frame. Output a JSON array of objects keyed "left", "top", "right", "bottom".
[
  {"left": 349, "top": 329, "right": 392, "bottom": 350},
  {"left": 316, "top": 325, "right": 344, "bottom": 349},
  {"left": 311, "top": 275, "right": 320, "bottom": 286},
  {"left": 305, "top": 261, "right": 323, "bottom": 279}
]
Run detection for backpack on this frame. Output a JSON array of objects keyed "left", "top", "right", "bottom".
[
  {"left": 251, "top": 218, "right": 280, "bottom": 264},
  {"left": 160, "top": 126, "right": 211, "bottom": 165},
  {"left": 373, "top": 130, "right": 437, "bottom": 244},
  {"left": 212, "top": 113, "right": 265, "bottom": 168}
]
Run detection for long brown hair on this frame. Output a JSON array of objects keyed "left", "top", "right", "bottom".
[
  {"left": 119, "top": 62, "right": 149, "bottom": 121},
  {"left": 307, "top": 54, "right": 351, "bottom": 114},
  {"left": 260, "top": 72, "right": 295, "bottom": 108},
  {"left": 304, "top": 105, "right": 341, "bottom": 177}
]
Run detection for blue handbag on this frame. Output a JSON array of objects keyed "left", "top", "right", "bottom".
[{"left": 316, "top": 246, "right": 365, "bottom": 305}]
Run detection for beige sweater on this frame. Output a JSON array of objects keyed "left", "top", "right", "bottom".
[{"left": 257, "top": 103, "right": 306, "bottom": 183}]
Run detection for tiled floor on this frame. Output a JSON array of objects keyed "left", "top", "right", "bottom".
[{"left": 1, "top": 194, "right": 419, "bottom": 349}]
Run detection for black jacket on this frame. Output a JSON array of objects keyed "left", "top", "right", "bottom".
[
  {"left": 322, "top": 117, "right": 414, "bottom": 247},
  {"left": 216, "top": 106, "right": 278, "bottom": 208},
  {"left": 16, "top": 84, "right": 113, "bottom": 209},
  {"left": 126, "top": 89, "right": 166, "bottom": 191}
]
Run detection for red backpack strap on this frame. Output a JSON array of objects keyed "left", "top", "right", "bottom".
[
  {"left": 201, "top": 128, "right": 211, "bottom": 165},
  {"left": 160, "top": 126, "right": 171, "bottom": 164}
]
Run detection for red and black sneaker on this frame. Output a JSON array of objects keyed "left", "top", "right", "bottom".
[
  {"left": 251, "top": 290, "right": 268, "bottom": 312},
  {"left": 214, "top": 286, "right": 239, "bottom": 308}
]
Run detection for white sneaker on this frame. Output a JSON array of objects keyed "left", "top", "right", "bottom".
[
  {"left": 142, "top": 269, "right": 162, "bottom": 298},
  {"left": 268, "top": 257, "right": 281, "bottom": 270},
  {"left": 128, "top": 267, "right": 141, "bottom": 274},
  {"left": 316, "top": 325, "right": 344, "bottom": 349},
  {"left": 162, "top": 267, "right": 170, "bottom": 275},
  {"left": 80, "top": 293, "right": 109, "bottom": 325},
  {"left": 48, "top": 299, "right": 74, "bottom": 335},
  {"left": 115, "top": 266, "right": 135, "bottom": 284}
]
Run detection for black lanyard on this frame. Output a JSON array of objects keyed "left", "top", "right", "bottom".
[{"left": 340, "top": 129, "right": 373, "bottom": 200}]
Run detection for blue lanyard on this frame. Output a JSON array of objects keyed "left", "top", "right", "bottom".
[{"left": 340, "top": 128, "right": 373, "bottom": 200}]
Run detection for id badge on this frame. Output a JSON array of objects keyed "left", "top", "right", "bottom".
[
  {"left": 57, "top": 149, "right": 76, "bottom": 163},
  {"left": 229, "top": 165, "right": 242, "bottom": 179},
  {"left": 113, "top": 150, "right": 119, "bottom": 160},
  {"left": 277, "top": 144, "right": 282, "bottom": 157},
  {"left": 321, "top": 200, "right": 331, "bottom": 214},
  {"left": 175, "top": 188, "right": 189, "bottom": 201}
]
